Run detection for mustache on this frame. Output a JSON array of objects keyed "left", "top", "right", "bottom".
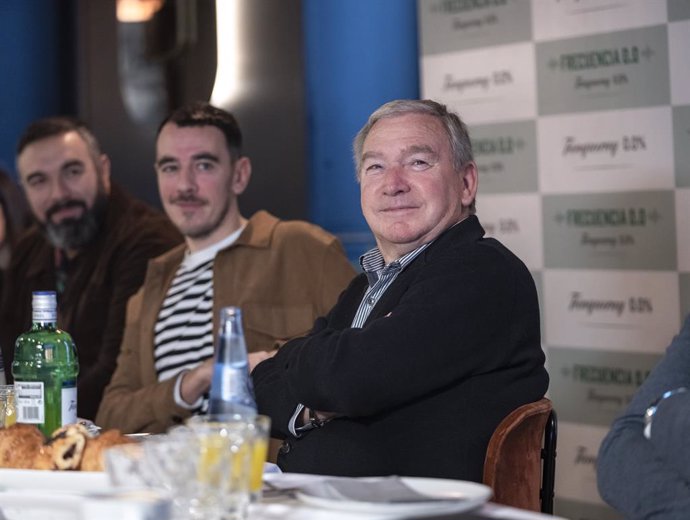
[
  {"left": 170, "top": 194, "right": 208, "bottom": 205},
  {"left": 46, "top": 199, "right": 87, "bottom": 221}
]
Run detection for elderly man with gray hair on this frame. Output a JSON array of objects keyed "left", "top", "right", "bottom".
[{"left": 252, "top": 99, "right": 549, "bottom": 480}]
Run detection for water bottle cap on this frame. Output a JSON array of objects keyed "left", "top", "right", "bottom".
[
  {"left": 32, "top": 291, "right": 57, "bottom": 312},
  {"left": 221, "top": 306, "right": 241, "bottom": 316}
]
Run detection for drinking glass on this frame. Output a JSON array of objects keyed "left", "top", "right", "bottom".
[
  {"left": 185, "top": 417, "right": 253, "bottom": 520},
  {"left": 106, "top": 421, "right": 253, "bottom": 520},
  {"left": 105, "top": 443, "right": 154, "bottom": 488},
  {"left": 247, "top": 415, "right": 271, "bottom": 502},
  {"left": 188, "top": 414, "right": 271, "bottom": 502},
  {"left": 105, "top": 431, "right": 195, "bottom": 518},
  {"left": 0, "top": 385, "right": 16, "bottom": 428}
]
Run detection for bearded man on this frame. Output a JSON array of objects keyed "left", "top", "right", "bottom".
[{"left": 0, "top": 117, "right": 183, "bottom": 420}]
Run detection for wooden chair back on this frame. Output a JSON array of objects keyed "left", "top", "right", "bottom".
[{"left": 482, "top": 397, "right": 557, "bottom": 514}]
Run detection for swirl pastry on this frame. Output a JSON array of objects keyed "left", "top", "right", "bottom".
[{"left": 0, "top": 423, "right": 133, "bottom": 471}]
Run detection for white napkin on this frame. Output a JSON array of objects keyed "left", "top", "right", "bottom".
[{"left": 299, "top": 476, "right": 457, "bottom": 503}]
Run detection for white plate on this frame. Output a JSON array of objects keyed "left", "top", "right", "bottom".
[
  {"left": 0, "top": 469, "right": 112, "bottom": 520},
  {"left": 0, "top": 469, "right": 169, "bottom": 520},
  {"left": 0, "top": 468, "right": 111, "bottom": 493},
  {"left": 295, "top": 476, "right": 492, "bottom": 515}
]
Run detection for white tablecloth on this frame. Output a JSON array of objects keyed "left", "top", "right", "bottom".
[
  {"left": 0, "top": 469, "right": 569, "bottom": 520},
  {"left": 251, "top": 498, "right": 568, "bottom": 520}
]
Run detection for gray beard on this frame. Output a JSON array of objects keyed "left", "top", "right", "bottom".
[{"left": 44, "top": 194, "right": 108, "bottom": 251}]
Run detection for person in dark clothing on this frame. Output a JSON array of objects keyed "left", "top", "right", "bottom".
[
  {"left": 598, "top": 315, "right": 690, "bottom": 520},
  {"left": 0, "top": 117, "right": 182, "bottom": 420},
  {"left": 0, "top": 167, "right": 32, "bottom": 385},
  {"left": 252, "top": 99, "right": 549, "bottom": 480},
  {"left": 0, "top": 167, "right": 31, "bottom": 273}
]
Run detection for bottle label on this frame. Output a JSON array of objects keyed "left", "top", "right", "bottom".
[
  {"left": 32, "top": 309, "right": 57, "bottom": 323},
  {"left": 14, "top": 381, "right": 45, "bottom": 424},
  {"left": 61, "top": 384, "right": 77, "bottom": 425},
  {"left": 209, "top": 362, "right": 257, "bottom": 413}
]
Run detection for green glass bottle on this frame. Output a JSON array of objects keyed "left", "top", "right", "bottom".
[{"left": 12, "top": 291, "right": 79, "bottom": 436}]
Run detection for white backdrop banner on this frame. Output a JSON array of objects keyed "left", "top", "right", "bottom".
[{"left": 419, "top": 1, "right": 690, "bottom": 518}]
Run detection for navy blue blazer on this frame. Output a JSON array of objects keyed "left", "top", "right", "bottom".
[{"left": 253, "top": 215, "right": 548, "bottom": 481}]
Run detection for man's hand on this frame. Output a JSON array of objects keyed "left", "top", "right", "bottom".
[
  {"left": 180, "top": 358, "right": 213, "bottom": 405},
  {"left": 249, "top": 350, "right": 277, "bottom": 372},
  {"left": 181, "top": 350, "right": 275, "bottom": 405},
  {"left": 301, "top": 407, "right": 338, "bottom": 426}
]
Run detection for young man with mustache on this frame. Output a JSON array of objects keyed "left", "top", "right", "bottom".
[
  {"left": 0, "top": 117, "right": 183, "bottom": 420},
  {"left": 96, "top": 102, "right": 355, "bottom": 433}
]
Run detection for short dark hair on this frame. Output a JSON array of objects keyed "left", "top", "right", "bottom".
[
  {"left": 16, "top": 116, "right": 103, "bottom": 165},
  {"left": 157, "top": 102, "right": 243, "bottom": 160}
]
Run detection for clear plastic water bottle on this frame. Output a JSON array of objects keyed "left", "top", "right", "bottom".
[
  {"left": 208, "top": 306, "right": 257, "bottom": 417},
  {"left": 12, "top": 291, "right": 79, "bottom": 436}
]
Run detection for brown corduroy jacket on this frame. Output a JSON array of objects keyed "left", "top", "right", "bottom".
[
  {"left": 0, "top": 184, "right": 183, "bottom": 420},
  {"left": 96, "top": 210, "right": 356, "bottom": 433}
]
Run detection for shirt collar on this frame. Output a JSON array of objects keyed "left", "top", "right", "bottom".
[
  {"left": 359, "top": 242, "right": 431, "bottom": 287},
  {"left": 358, "top": 217, "right": 469, "bottom": 286},
  {"left": 182, "top": 223, "right": 246, "bottom": 270}
]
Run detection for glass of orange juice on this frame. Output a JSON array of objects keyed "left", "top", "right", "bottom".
[
  {"left": 247, "top": 415, "right": 271, "bottom": 502},
  {"left": 187, "top": 414, "right": 271, "bottom": 503},
  {"left": 186, "top": 415, "right": 253, "bottom": 519},
  {"left": 0, "top": 385, "right": 15, "bottom": 427}
]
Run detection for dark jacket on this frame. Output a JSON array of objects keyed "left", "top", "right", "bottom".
[
  {"left": 253, "top": 215, "right": 549, "bottom": 481},
  {"left": 0, "top": 184, "right": 182, "bottom": 420}
]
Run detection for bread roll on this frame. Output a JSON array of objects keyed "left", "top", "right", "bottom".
[
  {"left": 32, "top": 445, "right": 55, "bottom": 470},
  {"left": 47, "top": 424, "right": 90, "bottom": 470},
  {"left": 0, "top": 424, "right": 45, "bottom": 469},
  {"left": 80, "top": 429, "right": 134, "bottom": 472},
  {"left": 0, "top": 423, "right": 134, "bottom": 471}
]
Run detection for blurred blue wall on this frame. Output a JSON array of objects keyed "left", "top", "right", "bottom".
[
  {"left": 303, "top": 0, "right": 420, "bottom": 262},
  {"left": 0, "top": 0, "right": 419, "bottom": 256},
  {"left": 0, "top": 2, "right": 72, "bottom": 177}
]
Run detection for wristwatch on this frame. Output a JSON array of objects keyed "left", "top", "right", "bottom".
[
  {"left": 295, "top": 408, "right": 327, "bottom": 433},
  {"left": 643, "top": 387, "right": 688, "bottom": 440},
  {"left": 291, "top": 404, "right": 329, "bottom": 437}
]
